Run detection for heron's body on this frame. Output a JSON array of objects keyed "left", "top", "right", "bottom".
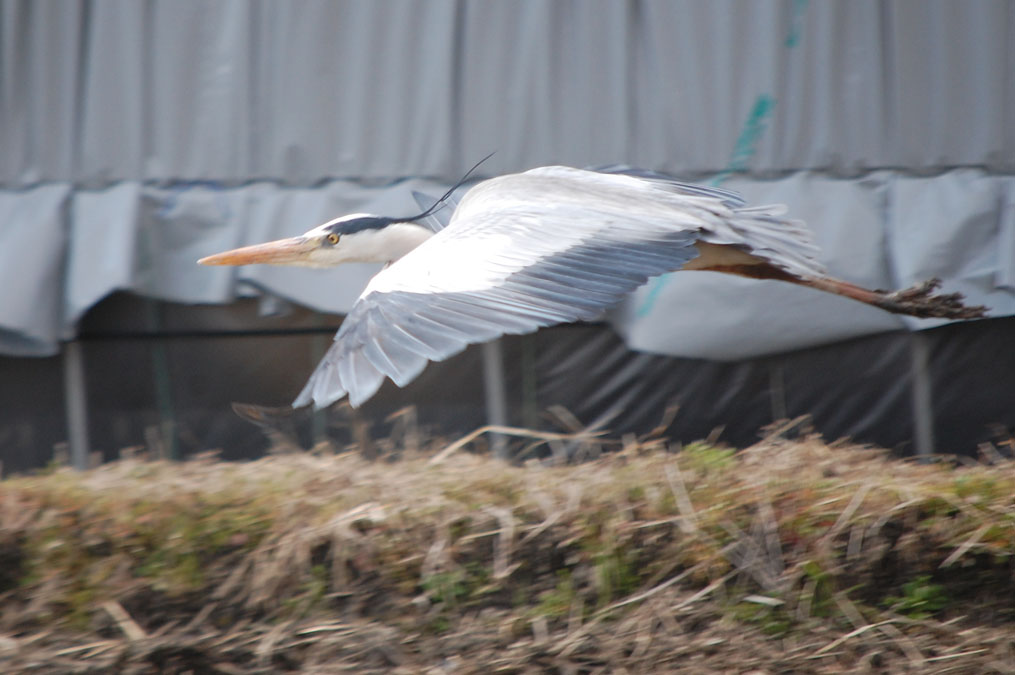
[{"left": 200, "top": 166, "right": 985, "bottom": 410}]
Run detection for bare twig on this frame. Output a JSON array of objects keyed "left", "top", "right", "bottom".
[
  {"left": 671, "top": 570, "right": 736, "bottom": 611},
  {"left": 825, "top": 482, "right": 872, "bottom": 539},
  {"left": 594, "top": 564, "right": 702, "bottom": 617},
  {"left": 877, "top": 620, "right": 925, "bottom": 666},
  {"left": 428, "top": 425, "right": 604, "bottom": 464},
  {"left": 102, "top": 601, "right": 147, "bottom": 642},
  {"left": 813, "top": 619, "right": 898, "bottom": 656},
  {"left": 940, "top": 524, "right": 991, "bottom": 567}
]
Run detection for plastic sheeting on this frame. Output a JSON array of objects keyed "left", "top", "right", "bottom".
[
  {"left": 3, "top": 295, "right": 1009, "bottom": 474},
  {"left": 531, "top": 319, "right": 1015, "bottom": 457},
  {"left": 3, "top": 1, "right": 1012, "bottom": 183},
  {"left": 1, "top": 0, "right": 1013, "bottom": 358},
  {"left": 3, "top": 170, "right": 1012, "bottom": 358}
]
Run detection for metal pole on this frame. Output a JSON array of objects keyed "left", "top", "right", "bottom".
[
  {"left": 146, "top": 301, "right": 177, "bottom": 460},
  {"left": 768, "top": 360, "right": 787, "bottom": 422},
  {"left": 62, "top": 340, "right": 91, "bottom": 470},
  {"left": 481, "top": 340, "right": 509, "bottom": 459},
  {"left": 910, "top": 332, "right": 935, "bottom": 460},
  {"left": 310, "top": 332, "right": 329, "bottom": 447}
]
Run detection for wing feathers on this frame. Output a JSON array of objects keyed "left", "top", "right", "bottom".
[
  {"left": 377, "top": 308, "right": 449, "bottom": 362},
  {"left": 294, "top": 166, "right": 826, "bottom": 409}
]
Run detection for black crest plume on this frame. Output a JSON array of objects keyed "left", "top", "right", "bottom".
[{"left": 405, "top": 152, "right": 496, "bottom": 222}]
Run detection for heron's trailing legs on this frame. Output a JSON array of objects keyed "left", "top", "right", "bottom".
[
  {"left": 799, "top": 276, "right": 986, "bottom": 320},
  {"left": 686, "top": 243, "right": 986, "bottom": 319},
  {"left": 693, "top": 258, "right": 986, "bottom": 321}
]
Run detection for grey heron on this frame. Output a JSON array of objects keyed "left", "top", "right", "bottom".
[{"left": 199, "top": 166, "right": 986, "bottom": 409}]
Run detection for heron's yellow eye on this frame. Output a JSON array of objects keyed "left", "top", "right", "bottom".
[{"left": 326, "top": 233, "right": 340, "bottom": 245}]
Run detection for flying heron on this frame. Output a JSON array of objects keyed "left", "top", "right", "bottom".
[{"left": 199, "top": 165, "right": 985, "bottom": 409}]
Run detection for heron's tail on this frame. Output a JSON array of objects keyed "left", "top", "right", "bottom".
[{"left": 698, "top": 204, "right": 827, "bottom": 279}]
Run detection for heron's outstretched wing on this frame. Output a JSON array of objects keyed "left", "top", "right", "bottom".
[
  {"left": 591, "top": 164, "right": 747, "bottom": 208},
  {"left": 294, "top": 166, "right": 824, "bottom": 409}
]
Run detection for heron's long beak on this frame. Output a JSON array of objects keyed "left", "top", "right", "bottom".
[{"left": 198, "top": 236, "right": 316, "bottom": 266}]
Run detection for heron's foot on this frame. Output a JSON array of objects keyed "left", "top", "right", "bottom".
[{"left": 874, "top": 278, "right": 988, "bottom": 319}]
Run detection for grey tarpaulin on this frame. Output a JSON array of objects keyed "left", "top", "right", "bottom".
[
  {"left": 0, "top": 184, "right": 70, "bottom": 355},
  {"left": 3, "top": 1, "right": 1012, "bottom": 183},
  {"left": 5, "top": 170, "right": 1012, "bottom": 358},
  {"left": 2, "top": 0, "right": 1012, "bottom": 359}
]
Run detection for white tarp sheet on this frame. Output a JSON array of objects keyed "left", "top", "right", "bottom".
[{"left": 4, "top": 170, "right": 1012, "bottom": 358}]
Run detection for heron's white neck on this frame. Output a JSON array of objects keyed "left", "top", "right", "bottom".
[{"left": 343, "top": 222, "right": 434, "bottom": 264}]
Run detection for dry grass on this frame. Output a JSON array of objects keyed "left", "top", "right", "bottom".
[{"left": 0, "top": 427, "right": 1012, "bottom": 673}]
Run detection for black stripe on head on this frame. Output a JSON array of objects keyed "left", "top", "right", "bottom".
[
  {"left": 317, "top": 153, "right": 494, "bottom": 237},
  {"left": 324, "top": 215, "right": 398, "bottom": 235}
]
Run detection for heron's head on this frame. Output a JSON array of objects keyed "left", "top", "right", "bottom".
[{"left": 198, "top": 214, "right": 434, "bottom": 269}]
